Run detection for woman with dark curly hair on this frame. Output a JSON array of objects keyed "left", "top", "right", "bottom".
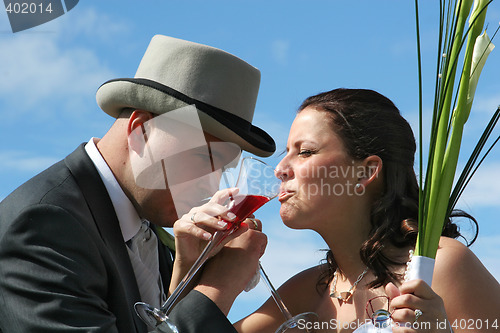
[{"left": 235, "top": 88, "right": 500, "bottom": 332}]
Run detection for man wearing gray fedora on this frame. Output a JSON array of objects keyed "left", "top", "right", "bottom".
[{"left": 0, "top": 35, "right": 275, "bottom": 332}]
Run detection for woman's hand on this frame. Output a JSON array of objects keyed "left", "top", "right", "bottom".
[
  {"left": 173, "top": 188, "right": 238, "bottom": 267},
  {"left": 386, "top": 280, "right": 450, "bottom": 332},
  {"left": 170, "top": 188, "right": 263, "bottom": 294}
]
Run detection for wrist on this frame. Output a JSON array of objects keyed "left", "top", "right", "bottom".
[
  {"left": 171, "top": 257, "right": 200, "bottom": 281},
  {"left": 193, "top": 284, "right": 237, "bottom": 315}
]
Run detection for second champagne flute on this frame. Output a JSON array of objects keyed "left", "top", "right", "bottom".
[{"left": 228, "top": 157, "right": 319, "bottom": 332}]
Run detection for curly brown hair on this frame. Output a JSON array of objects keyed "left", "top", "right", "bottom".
[{"left": 298, "top": 88, "right": 477, "bottom": 289}]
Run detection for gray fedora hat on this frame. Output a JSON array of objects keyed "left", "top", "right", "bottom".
[{"left": 96, "top": 35, "right": 275, "bottom": 157}]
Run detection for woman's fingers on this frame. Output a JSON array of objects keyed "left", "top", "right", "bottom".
[
  {"left": 387, "top": 279, "right": 447, "bottom": 332},
  {"left": 211, "top": 216, "right": 263, "bottom": 251},
  {"left": 181, "top": 193, "right": 263, "bottom": 242},
  {"left": 398, "top": 279, "right": 435, "bottom": 300},
  {"left": 389, "top": 292, "right": 422, "bottom": 311},
  {"left": 173, "top": 187, "right": 267, "bottom": 269},
  {"left": 177, "top": 203, "right": 235, "bottom": 241},
  {"left": 210, "top": 187, "right": 239, "bottom": 205},
  {"left": 190, "top": 210, "right": 229, "bottom": 229},
  {"left": 385, "top": 282, "right": 401, "bottom": 299},
  {"left": 175, "top": 214, "right": 212, "bottom": 240},
  {"left": 391, "top": 307, "right": 420, "bottom": 324}
]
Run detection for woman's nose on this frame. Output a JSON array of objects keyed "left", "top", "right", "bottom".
[{"left": 275, "top": 160, "right": 293, "bottom": 181}]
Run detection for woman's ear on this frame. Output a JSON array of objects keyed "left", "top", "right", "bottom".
[
  {"left": 358, "top": 155, "right": 383, "bottom": 188},
  {"left": 127, "top": 110, "right": 154, "bottom": 155}
]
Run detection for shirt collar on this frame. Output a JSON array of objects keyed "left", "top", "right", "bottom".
[{"left": 85, "top": 137, "right": 141, "bottom": 242}]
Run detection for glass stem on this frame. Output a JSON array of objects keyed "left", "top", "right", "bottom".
[
  {"left": 259, "top": 263, "right": 293, "bottom": 321},
  {"left": 161, "top": 230, "right": 230, "bottom": 315}
]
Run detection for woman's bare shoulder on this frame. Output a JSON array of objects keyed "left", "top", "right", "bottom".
[
  {"left": 276, "top": 264, "right": 328, "bottom": 311},
  {"left": 434, "top": 236, "right": 493, "bottom": 282},
  {"left": 234, "top": 264, "right": 328, "bottom": 333},
  {"left": 435, "top": 236, "right": 486, "bottom": 271},
  {"left": 433, "top": 236, "right": 500, "bottom": 322},
  {"left": 279, "top": 263, "right": 327, "bottom": 294}
]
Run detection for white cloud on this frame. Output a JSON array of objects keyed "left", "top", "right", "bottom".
[
  {"left": 0, "top": 7, "right": 124, "bottom": 119},
  {"left": 271, "top": 40, "right": 290, "bottom": 66},
  {"left": 0, "top": 151, "right": 59, "bottom": 173},
  {"left": 456, "top": 162, "right": 500, "bottom": 208},
  {"left": 0, "top": 34, "right": 114, "bottom": 116},
  {"left": 390, "top": 38, "right": 416, "bottom": 57},
  {"left": 65, "top": 7, "right": 129, "bottom": 42},
  {"left": 471, "top": 94, "right": 500, "bottom": 114}
]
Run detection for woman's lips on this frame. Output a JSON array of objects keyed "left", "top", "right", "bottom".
[{"left": 278, "top": 191, "right": 294, "bottom": 202}]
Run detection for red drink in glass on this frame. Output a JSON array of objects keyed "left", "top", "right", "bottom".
[{"left": 227, "top": 194, "right": 270, "bottom": 226}]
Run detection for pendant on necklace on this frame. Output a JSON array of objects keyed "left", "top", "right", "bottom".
[
  {"left": 329, "top": 291, "right": 353, "bottom": 302},
  {"left": 329, "top": 267, "right": 369, "bottom": 303}
]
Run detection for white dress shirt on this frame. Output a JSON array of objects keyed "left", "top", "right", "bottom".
[
  {"left": 84, "top": 138, "right": 166, "bottom": 313},
  {"left": 84, "top": 137, "right": 142, "bottom": 243}
]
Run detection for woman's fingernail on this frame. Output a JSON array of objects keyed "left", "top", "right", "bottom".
[
  {"left": 203, "top": 232, "right": 212, "bottom": 240},
  {"left": 218, "top": 221, "right": 228, "bottom": 228},
  {"left": 227, "top": 212, "right": 237, "bottom": 220}
]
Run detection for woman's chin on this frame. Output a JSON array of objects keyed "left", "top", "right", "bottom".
[{"left": 280, "top": 210, "right": 304, "bottom": 230}]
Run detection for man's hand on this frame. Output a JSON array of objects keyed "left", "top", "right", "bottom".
[{"left": 194, "top": 223, "right": 267, "bottom": 315}]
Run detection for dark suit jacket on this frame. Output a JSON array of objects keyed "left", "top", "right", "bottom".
[{"left": 0, "top": 144, "right": 236, "bottom": 333}]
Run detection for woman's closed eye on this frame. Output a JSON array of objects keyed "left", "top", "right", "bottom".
[{"left": 298, "top": 149, "right": 316, "bottom": 157}]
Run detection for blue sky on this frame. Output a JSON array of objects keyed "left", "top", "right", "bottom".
[{"left": 1, "top": 0, "right": 499, "bottom": 323}]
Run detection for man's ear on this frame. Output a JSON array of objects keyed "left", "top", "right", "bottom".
[
  {"left": 358, "top": 155, "right": 383, "bottom": 188},
  {"left": 127, "top": 110, "right": 154, "bottom": 155}
]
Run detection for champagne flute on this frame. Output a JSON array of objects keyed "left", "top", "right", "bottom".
[
  {"left": 227, "top": 157, "right": 318, "bottom": 332},
  {"left": 259, "top": 263, "right": 318, "bottom": 332},
  {"left": 134, "top": 157, "right": 278, "bottom": 332},
  {"left": 238, "top": 158, "right": 318, "bottom": 332}
]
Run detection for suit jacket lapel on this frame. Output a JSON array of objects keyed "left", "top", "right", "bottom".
[{"left": 65, "top": 144, "right": 147, "bottom": 333}]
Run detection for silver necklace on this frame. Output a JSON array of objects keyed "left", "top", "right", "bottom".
[{"left": 330, "top": 267, "right": 369, "bottom": 302}]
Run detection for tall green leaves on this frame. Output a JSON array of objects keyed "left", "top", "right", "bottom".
[{"left": 414, "top": 0, "right": 496, "bottom": 258}]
